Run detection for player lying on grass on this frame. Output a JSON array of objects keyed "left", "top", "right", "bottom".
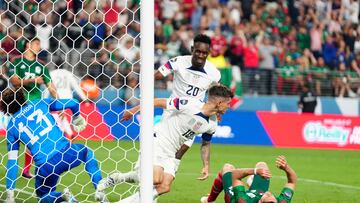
[
  {"left": 201, "top": 156, "right": 297, "bottom": 203},
  {"left": 1, "top": 88, "right": 107, "bottom": 203},
  {"left": 96, "top": 85, "right": 234, "bottom": 202}
]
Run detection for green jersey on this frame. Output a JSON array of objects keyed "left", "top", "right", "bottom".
[
  {"left": 231, "top": 185, "right": 294, "bottom": 203},
  {"left": 278, "top": 65, "right": 299, "bottom": 78},
  {"left": 223, "top": 172, "right": 294, "bottom": 203},
  {"left": 8, "top": 57, "right": 52, "bottom": 101}
]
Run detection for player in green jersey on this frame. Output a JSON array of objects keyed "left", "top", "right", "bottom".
[
  {"left": 8, "top": 37, "right": 58, "bottom": 101},
  {"left": 201, "top": 156, "right": 297, "bottom": 203},
  {"left": 7, "top": 37, "right": 59, "bottom": 178}
]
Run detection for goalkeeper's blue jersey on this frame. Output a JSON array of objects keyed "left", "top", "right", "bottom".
[{"left": 6, "top": 99, "right": 80, "bottom": 165}]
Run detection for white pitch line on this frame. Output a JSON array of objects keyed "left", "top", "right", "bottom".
[
  {"left": 273, "top": 175, "right": 360, "bottom": 190},
  {"left": 0, "top": 183, "right": 36, "bottom": 196},
  {"left": 180, "top": 172, "right": 360, "bottom": 191}
]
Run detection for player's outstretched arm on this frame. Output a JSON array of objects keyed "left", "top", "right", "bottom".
[
  {"left": 46, "top": 99, "right": 81, "bottom": 115},
  {"left": 198, "top": 140, "right": 211, "bottom": 181},
  {"left": 121, "top": 98, "right": 168, "bottom": 122},
  {"left": 231, "top": 167, "right": 272, "bottom": 181},
  {"left": 276, "top": 155, "right": 297, "bottom": 190},
  {"left": 46, "top": 99, "right": 87, "bottom": 132}
]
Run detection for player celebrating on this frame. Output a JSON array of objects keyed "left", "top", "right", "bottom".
[
  {"left": 156, "top": 34, "right": 221, "bottom": 101},
  {"left": 1, "top": 88, "right": 107, "bottom": 203},
  {"left": 97, "top": 85, "right": 233, "bottom": 202},
  {"left": 201, "top": 156, "right": 297, "bottom": 203},
  {"left": 8, "top": 37, "right": 59, "bottom": 178},
  {"left": 44, "top": 68, "right": 88, "bottom": 140},
  {"left": 155, "top": 33, "right": 220, "bottom": 178}
]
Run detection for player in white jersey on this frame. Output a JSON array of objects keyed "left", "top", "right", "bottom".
[
  {"left": 156, "top": 34, "right": 221, "bottom": 155},
  {"left": 96, "top": 85, "right": 234, "bottom": 202},
  {"left": 156, "top": 34, "right": 221, "bottom": 101},
  {"left": 44, "top": 69, "right": 87, "bottom": 101},
  {"left": 44, "top": 69, "right": 87, "bottom": 139}
]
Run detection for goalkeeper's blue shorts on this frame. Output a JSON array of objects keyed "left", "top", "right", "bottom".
[{"left": 34, "top": 143, "right": 89, "bottom": 198}]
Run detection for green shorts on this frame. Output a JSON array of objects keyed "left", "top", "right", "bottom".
[
  {"left": 223, "top": 172, "right": 270, "bottom": 203},
  {"left": 249, "top": 174, "right": 270, "bottom": 194}
]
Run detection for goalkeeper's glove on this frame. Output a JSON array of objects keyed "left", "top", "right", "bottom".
[
  {"left": 71, "top": 115, "right": 87, "bottom": 132},
  {"left": 5, "top": 190, "right": 15, "bottom": 203}
]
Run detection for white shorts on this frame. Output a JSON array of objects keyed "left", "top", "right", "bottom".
[
  {"left": 134, "top": 136, "right": 181, "bottom": 178},
  {"left": 153, "top": 136, "right": 181, "bottom": 178}
]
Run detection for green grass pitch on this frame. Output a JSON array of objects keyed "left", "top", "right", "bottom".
[{"left": 0, "top": 138, "right": 360, "bottom": 203}]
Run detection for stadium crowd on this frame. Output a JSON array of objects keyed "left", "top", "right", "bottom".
[{"left": 0, "top": 0, "right": 360, "bottom": 98}]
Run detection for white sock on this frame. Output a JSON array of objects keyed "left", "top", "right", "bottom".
[
  {"left": 123, "top": 171, "right": 139, "bottom": 183},
  {"left": 153, "top": 188, "right": 158, "bottom": 200}
]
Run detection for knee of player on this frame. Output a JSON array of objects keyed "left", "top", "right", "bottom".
[
  {"left": 157, "top": 183, "right": 171, "bottom": 194},
  {"left": 153, "top": 176, "right": 163, "bottom": 185},
  {"left": 222, "top": 163, "right": 235, "bottom": 174},
  {"left": 255, "top": 161, "right": 268, "bottom": 170}
]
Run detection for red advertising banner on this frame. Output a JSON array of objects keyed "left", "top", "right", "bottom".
[{"left": 258, "top": 112, "right": 360, "bottom": 150}]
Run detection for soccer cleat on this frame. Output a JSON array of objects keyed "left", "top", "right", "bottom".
[
  {"left": 22, "top": 172, "right": 34, "bottom": 179},
  {"left": 97, "top": 172, "right": 125, "bottom": 191},
  {"left": 62, "top": 188, "right": 78, "bottom": 203},
  {"left": 95, "top": 190, "right": 109, "bottom": 203},
  {"left": 200, "top": 195, "right": 214, "bottom": 203}
]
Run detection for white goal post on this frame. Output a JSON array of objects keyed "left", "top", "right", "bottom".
[{"left": 140, "top": 0, "right": 154, "bottom": 202}]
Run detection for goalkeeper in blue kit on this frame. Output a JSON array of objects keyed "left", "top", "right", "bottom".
[{"left": 1, "top": 88, "right": 107, "bottom": 203}]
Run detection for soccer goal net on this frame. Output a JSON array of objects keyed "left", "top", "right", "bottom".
[{"left": 0, "top": 0, "right": 153, "bottom": 202}]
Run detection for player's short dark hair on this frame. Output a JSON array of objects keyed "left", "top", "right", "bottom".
[
  {"left": 194, "top": 34, "right": 211, "bottom": 46},
  {"left": 208, "top": 85, "right": 234, "bottom": 99},
  {"left": 0, "top": 88, "right": 26, "bottom": 115}
]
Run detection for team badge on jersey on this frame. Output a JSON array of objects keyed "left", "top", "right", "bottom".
[
  {"left": 192, "top": 75, "right": 200, "bottom": 84},
  {"left": 193, "top": 121, "right": 203, "bottom": 131},
  {"left": 20, "top": 64, "right": 26, "bottom": 69},
  {"left": 35, "top": 66, "right": 41, "bottom": 74},
  {"left": 180, "top": 99, "right": 188, "bottom": 105}
]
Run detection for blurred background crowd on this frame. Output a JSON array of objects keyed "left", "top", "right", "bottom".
[{"left": 0, "top": 0, "right": 360, "bottom": 102}]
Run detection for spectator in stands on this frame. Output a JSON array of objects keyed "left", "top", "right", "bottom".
[
  {"left": 310, "top": 22, "right": 324, "bottom": 59},
  {"left": 0, "top": 66, "right": 7, "bottom": 91},
  {"left": 240, "top": 30, "right": 263, "bottom": 95},
  {"left": 277, "top": 56, "right": 300, "bottom": 95},
  {"left": 259, "top": 35, "right": 277, "bottom": 95},
  {"left": 166, "top": 33, "right": 182, "bottom": 59},
  {"left": 298, "top": 83, "right": 317, "bottom": 113},
  {"left": 332, "top": 62, "right": 358, "bottom": 97},
  {"left": 310, "top": 57, "right": 329, "bottom": 96},
  {"left": 297, "top": 25, "right": 311, "bottom": 51},
  {"left": 90, "top": 11, "right": 106, "bottom": 49},
  {"left": 323, "top": 35, "right": 338, "bottom": 70}
]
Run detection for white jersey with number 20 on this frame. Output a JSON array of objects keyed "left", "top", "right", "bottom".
[{"left": 158, "top": 55, "right": 220, "bottom": 101}]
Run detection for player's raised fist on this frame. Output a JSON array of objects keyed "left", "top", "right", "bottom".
[
  {"left": 256, "top": 168, "right": 272, "bottom": 179},
  {"left": 276, "top": 155, "right": 288, "bottom": 170}
]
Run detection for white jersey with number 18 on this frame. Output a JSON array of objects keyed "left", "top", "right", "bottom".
[
  {"left": 158, "top": 55, "right": 220, "bottom": 101},
  {"left": 154, "top": 97, "right": 217, "bottom": 156}
]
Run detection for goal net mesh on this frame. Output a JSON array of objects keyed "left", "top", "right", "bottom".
[{"left": 0, "top": 0, "right": 141, "bottom": 202}]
